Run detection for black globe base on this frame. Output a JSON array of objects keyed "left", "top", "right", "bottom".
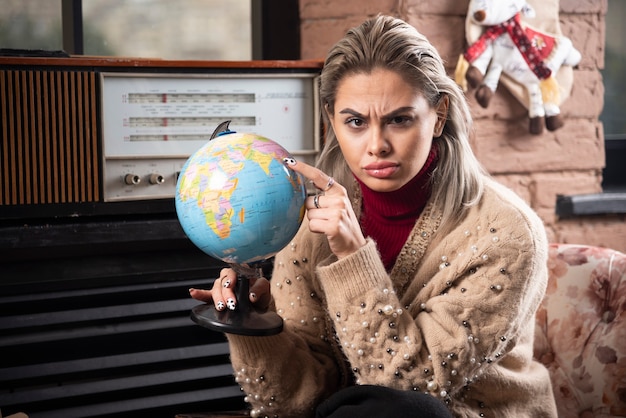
[
  {"left": 190, "top": 264, "right": 284, "bottom": 336},
  {"left": 191, "top": 303, "right": 283, "bottom": 336}
]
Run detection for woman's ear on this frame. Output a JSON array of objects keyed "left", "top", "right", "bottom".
[{"left": 434, "top": 94, "right": 449, "bottom": 138}]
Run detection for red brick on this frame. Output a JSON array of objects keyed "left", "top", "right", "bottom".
[
  {"left": 532, "top": 171, "right": 603, "bottom": 209},
  {"left": 300, "top": 17, "right": 368, "bottom": 60},
  {"left": 560, "top": 14, "right": 605, "bottom": 70},
  {"left": 405, "top": 0, "right": 471, "bottom": 16},
  {"left": 406, "top": 15, "right": 467, "bottom": 66},
  {"left": 560, "top": 0, "right": 608, "bottom": 14},
  {"left": 299, "top": 0, "right": 397, "bottom": 20},
  {"left": 560, "top": 69, "right": 604, "bottom": 118},
  {"left": 553, "top": 216, "right": 626, "bottom": 252},
  {"left": 473, "top": 119, "right": 604, "bottom": 174}
]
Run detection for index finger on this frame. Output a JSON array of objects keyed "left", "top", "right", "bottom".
[{"left": 283, "top": 158, "right": 338, "bottom": 193}]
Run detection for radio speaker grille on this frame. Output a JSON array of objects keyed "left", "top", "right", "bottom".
[{"left": 0, "top": 69, "right": 100, "bottom": 205}]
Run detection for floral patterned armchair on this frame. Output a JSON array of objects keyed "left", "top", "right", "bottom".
[{"left": 534, "top": 243, "right": 626, "bottom": 417}]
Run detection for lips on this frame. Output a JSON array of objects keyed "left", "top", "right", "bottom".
[{"left": 364, "top": 162, "right": 399, "bottom": 179}]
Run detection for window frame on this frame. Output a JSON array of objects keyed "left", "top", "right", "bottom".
[{"left": 60, "top": 0, "right": 300, "bottom": 59}]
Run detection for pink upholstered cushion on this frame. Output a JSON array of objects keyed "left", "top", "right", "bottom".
[{"left": 534, "top": 244, "right": 626, "bottom": 417}]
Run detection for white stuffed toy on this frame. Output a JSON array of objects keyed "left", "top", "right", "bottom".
[{"left": 455, "top": 0, "right": 581, "bottom": 135}]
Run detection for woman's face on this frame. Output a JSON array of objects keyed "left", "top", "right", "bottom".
[{"left": 328, "top": 68, "right": 447, "bottom": 192}]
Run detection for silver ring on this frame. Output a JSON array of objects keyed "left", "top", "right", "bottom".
[
  {"left": 313, "top": 194, "right": 321, "bottom": 209},
  {"left": 324, "top": 177, "right": 335, "bottom": 191}
]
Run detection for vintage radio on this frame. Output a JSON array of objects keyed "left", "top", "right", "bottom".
[{"left": 0, "top": 57, "right": 322, "bottom": 219}]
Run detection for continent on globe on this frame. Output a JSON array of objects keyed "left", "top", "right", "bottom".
[{"left": 175, "top": 130, "right": 307, "bottom": 265}]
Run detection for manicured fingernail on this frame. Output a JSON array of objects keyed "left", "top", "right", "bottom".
[
  {"left": 189, "top": 288, "right": 195, "bottom": 293},
  {"left": 216, "top": 301, "right": 225, "bottom": 311},
  {"left": 223, "top": 280, "right": 231, "bottom": 288},
  {"left": 249, "top": 292, "right": 257, "bottom": 302},
  {"left": 227, "top": 298, "right": 236, "bottom": 310},
  {"left": 283, "top": 157, "right": 296, "bottom": 166}
]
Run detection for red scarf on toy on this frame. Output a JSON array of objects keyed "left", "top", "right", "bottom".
[
  {"left": 463, "top": 12, "right": 552, "bottom": 80},
  {"left": 357, "top": 145, "right": 438, "bottom": 272}
]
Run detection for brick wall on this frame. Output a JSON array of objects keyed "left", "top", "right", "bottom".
[{"left": 299, "top": 0, "right": 626, "bottom": 252}]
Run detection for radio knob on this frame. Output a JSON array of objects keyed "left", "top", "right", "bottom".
[
  {"left": 124, "top": 174, "right": 141, "bottom": 185},
  {"left": 149, "top": 173, "right": 165, "bottom": 185}
]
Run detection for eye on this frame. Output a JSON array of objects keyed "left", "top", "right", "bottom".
[
  {"left": 388, "top": 115, "right": 412, "bottom": 126},
  {"left": 346, "top": 117, "right": 365, "bottom": 128}
]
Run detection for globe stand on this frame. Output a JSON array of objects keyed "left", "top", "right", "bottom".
[{"left": 190, "top": 263, "right": 284, "bottom": 336}]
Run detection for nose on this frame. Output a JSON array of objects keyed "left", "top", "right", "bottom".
[{"left": 367, "top": 126, "right": 391, "bottom": 156}]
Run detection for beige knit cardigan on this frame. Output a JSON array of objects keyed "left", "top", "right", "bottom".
[{"left": 227, "top": 178, "right": 557, "bottom": 418}]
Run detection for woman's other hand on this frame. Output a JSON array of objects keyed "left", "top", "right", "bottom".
[{"left": 189, "top": 267, "right": 271, "bottom": 311}]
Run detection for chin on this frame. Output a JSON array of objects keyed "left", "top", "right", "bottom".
[{"left": 364, "top": 178, "right": 403, "bottom": 193}]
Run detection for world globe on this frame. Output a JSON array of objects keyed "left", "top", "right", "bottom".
[{"left": 175, "top": 129, "right": 307, "bottom": 266}]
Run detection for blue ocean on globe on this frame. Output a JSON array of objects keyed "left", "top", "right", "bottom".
[{"left": 175, "top": 131, "right": 307, "bottom": 265}]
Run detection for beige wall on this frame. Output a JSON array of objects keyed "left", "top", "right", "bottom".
[{"left": 299, "top": 0, "right": 626, "bottom": 252}]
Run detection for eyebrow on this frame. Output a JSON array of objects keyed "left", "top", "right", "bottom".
[{"left": 338, "top": 106, "right": 416, "bottom": 120}]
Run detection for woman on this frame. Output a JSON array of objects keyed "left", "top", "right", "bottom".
[{"left": 190, "top": 15, "right": 557, "bottom": 418}]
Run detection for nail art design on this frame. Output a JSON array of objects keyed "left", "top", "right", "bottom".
[
  {"left": 283, "top": 157, "right": 296, "bottom": 166},
  {"left": 227, "top": 298, "right": 236, "bottom": 310},
  {"left": 216, "top": 301, "right": 226, "bottom": 311},
  {"left": 223, "top": 280, "right": 231, "bottom": 288},
  {"left": 249, "top": 292, "right": 257, "bottom": 302}
]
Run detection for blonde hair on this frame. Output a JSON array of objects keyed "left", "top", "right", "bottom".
[{"left": 316, "top": 15, "right": 487, "bottom": 234}]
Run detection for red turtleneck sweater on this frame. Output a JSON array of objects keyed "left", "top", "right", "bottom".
[{"left": 357, "top": 146, "right": 438, "bottom": 271}]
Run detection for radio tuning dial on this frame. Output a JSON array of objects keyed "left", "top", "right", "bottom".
[
  {"left": 149, "top": 173, "right": 165, "bottom": 185},
  {"left": 124, "top": 174, "right": 141, "bottom": 185}
]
